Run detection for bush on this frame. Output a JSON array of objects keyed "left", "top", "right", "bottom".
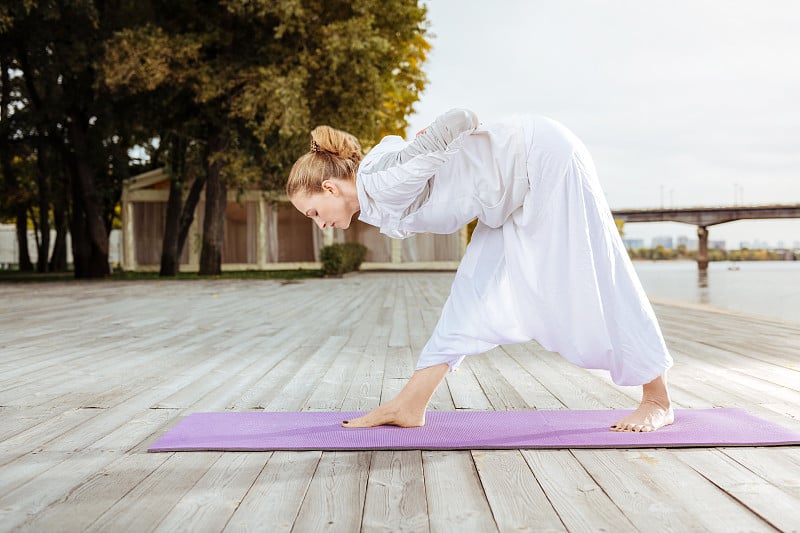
[{"left": 320, "top": 242, "right": 367, "bottom": 276}]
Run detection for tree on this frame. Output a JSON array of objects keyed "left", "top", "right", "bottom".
[
  {"left": 0, "top": 48, "right": 35, "bottom": 271},
  {"left": 102, "top": 0, "right": 430, "bottom": 275},
  {"left": 157, "top": 134, "right": 208, "bottom": 277},
  {"left": 614, "top": 218, "right": 625, "bottom": 237},
  {"left": 2, "top": 0, "right": 151, "bottom": 277}
]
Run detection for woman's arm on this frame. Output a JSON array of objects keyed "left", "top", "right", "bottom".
[
  {"left": 359, "top": 108, "right": 478, "bottom": 205},
  {"left": 395, "top": 108, "right": 478, "bottom": 164}
]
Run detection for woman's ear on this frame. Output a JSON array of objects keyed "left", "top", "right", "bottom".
[{"left": 321, "top": 179, "right": 339, "bottom": 195}]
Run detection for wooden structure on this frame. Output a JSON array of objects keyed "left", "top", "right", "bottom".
[
  {"left": 2, "top": 273, "right": 799, "bottom": 531},
  {"left": 120, "top": 168, "right": 467, "bottom": 272}
]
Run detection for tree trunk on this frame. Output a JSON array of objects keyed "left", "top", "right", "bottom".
[
  {"left": 160, "top": 136, "right": 188, "bottom": 277},
  {"left": 177, "top": 172, "right": 207, "bottom": 259},
  {"left": 69, "top": 168, "right": 91, "bottom": 278},
  {"left": 49, "top": 190, "right": 69, "bottom": 272},
  {"left": 67, "top": 116, "right": 110, "bottom": 278},
  {"left": 36, "top": 140, "right": 51, "bottom": 273},
  {"left": 15, "top": 206, "right": 34, "bottom": 271},
  {"left": 159, "top": 175, "right": 184, "bottom": 276},
  {"left": 198, "top": 134, "right": 227, "bottom": 276},
  {"left": 161, "top": 171, "right": 207, "bottom": 276}
]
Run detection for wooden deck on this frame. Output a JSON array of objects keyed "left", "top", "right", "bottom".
[{"left": 1, "top": 272, "right": 799, "bottom": 532}]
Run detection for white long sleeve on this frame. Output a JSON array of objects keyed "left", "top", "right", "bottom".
[{"left": 357, "top": 109, "right": 478, "bottom": 211}]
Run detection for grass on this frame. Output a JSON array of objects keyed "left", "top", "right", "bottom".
[{"left": 0, "top": 269, "right": 323, "bottom": 283}]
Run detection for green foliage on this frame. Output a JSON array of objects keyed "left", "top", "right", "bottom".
[
  {"left": 626, "top": 247, "right": 790, "bottom": 261},
  {"left": 100, "top": 0, "right": 431, "bottom": 191},
  {"left": 320, "top": 242, "right": 367, "bottom": 276},
  {"left": 2, "top": 0, "right": 429, "bottom": 276},
  {"left": 727, "top": 249, "right": 782, "bottom": 261},
  {"left": 2, "top": 0, "right": 158, "bottom": 275}
]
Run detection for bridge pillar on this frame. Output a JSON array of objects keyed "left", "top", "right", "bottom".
[{"left": 697, "top": 225, "right": 709, "bottom": 271}]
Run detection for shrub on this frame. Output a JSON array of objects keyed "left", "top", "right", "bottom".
[{"left": 320, "top": 242, "right": 367, "bottom": 276}]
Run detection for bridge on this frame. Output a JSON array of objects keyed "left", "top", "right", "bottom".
[{"left": 611, "top": 203, "right": 800, "bottom": 270}]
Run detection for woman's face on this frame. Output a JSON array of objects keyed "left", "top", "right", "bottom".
[{"left": 291, "top": 181, "right": 357, "bottom": 230}]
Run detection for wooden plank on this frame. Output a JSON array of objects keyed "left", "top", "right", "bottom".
[
  {"left": 340, "top": 348, "right": 386, "bottom": 413},
  {"left": 672, "top": 448, "right": 800, "bottom": 531},
  {"left": 721, "top": 447, "right": 800, "bottom": 498},
  {"left": 15, "top": 452, "right": 172, "bottom": 533},
  {"left": 572, "top": 449, "right": 773, "bottom": 531},
  {"left": 522, "top": 449, "right": 638, "bottom": 532},
  {"left": 666, "top": 337, "right": 800, "bottom": 391},
  {"left": 666, "top": 340, "right": 800, "bottom": 402},
  {"left": 155, "top": 334, "right": 296, "bottom": 410},
  {"left": 0, "top": 406, "right": 56, "bottom": 441},
  {"left": 3, "top": 273, "right": 800, "bottom": 533},
  {"left": 362, "top": 450, "right": 430, "bottom": 532},
  {"left": 388, "top": 280, "right": 410, "bottom": 348},
  {"left": 305, "top": 348, "right": 367, "bottom": 411},
  {"left": 0, "top": 408, "right": 175, "bottom": 500},
  {"left": 465, "top": 353, "right": 528, "bottom": 410},
  {"left": 383, "top": 345, "right": 416, "bottom": 380},
  {"left": 292, "top": 451, "right": 372, "bottom": 532},
  {"left": 445, "top": 363, "right": 493, "bottom": 411},
  {"left": 1, "top": 449, "right": 171, "bottom": 533},
  {"left": 228, "top": 344, "right": 320, "bottom": 410},
  {"left": 428, "top": 376, "right": 456, "bottom": 412},
  {"left": 0, "top": 408, "right": 99, "bottom": 468},
  {"left": 473, "top": 450, "right": 565, "bottom": 532},
  {"left": 502, "top": 344, "right": 632, "bottom": 410},
  {"left": 222, "top": 451, "right": 322, "bottom": 533},
  {"left": 263, "top": 336, "right": 350, "bottom": 412},
  {"left": 220, "top": 313, "right": 367, "bottom": 531},
  {"left": 83, "top": 452, "right": 221, "bottom": 533},
  {"left": 153, "top": 453, "right": 270, "bottom": 533},
  {"left": 381, "top": 378, "right": 407, "bottom": 405},
  {"left": 487, "top": 348, "right": 565, "bottom": 409},
  {"left": 422, "top": 450, "right": 497, "bottom": 532}
]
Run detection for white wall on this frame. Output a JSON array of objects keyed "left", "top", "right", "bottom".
[{"left": 0, "top": 224, "right": 121, "bottom": 268}]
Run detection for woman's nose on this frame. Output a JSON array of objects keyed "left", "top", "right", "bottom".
[{"left": 314, "top": 219, "right": 325, "bottom": 230}]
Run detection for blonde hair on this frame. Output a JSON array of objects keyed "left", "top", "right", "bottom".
[{"left": 286, "top": 126, "right": 362, "bottom": 197}]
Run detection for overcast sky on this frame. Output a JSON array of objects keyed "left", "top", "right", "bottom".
[{"left": 407, "top": 0, "right": 800, "bottom": 248}]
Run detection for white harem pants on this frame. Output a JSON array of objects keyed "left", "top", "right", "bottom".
[{"left": 416, "top": 117, "right": 674, "bottom": 386}]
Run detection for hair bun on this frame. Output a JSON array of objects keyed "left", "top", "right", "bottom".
[{"left": 310, "top": 126, "right": 362, "bottom": 164}]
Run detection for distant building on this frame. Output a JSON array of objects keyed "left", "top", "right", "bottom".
[
  {"left": 0, "top": 224, "right": 121, "bottom": 268},
  {"left": 741, "top": 239, "right": 774, "bottom": 250},
  {"left": 622, "top": 238, "right": 645, "bottom": 250},
  {"left": 651, "top": 236, "right": 674, "bottom": 249},
  {"left": 676, "top": 235, "right": 698, "bottom": 250},
  {"left": 709, "top": 240, "right": 726, "bottom": 250},
  {"left": 120, "top": 168, "right": 466, "bottom": 272}
]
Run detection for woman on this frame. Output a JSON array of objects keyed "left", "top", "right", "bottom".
[{"left": 288, "top": 109, "right": 674, "bottom": 432}]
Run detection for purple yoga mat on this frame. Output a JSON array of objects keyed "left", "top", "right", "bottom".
[{"left": 147, "top": 409, "right": 800, "bottom": 452}]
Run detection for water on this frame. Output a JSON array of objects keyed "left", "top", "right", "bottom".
[{"left": 632, "top": 261, "right": 800, "bottom": 323}]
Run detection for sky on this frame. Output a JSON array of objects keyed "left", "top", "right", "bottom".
[{"left": 406, "top": 0, "right": 800, "bottom": 249}]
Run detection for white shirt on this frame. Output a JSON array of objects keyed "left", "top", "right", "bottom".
[{"left": 356, "top": 109, "right": 530, "bottom": 238}]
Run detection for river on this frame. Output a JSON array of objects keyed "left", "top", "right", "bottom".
[{"left": 632, "top": 260, "right": 800, "bottom": 324}]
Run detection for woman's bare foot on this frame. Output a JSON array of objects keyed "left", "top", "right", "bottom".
[
  {"left": 610, "top": 372, "right": 674, "bottom": 432},
  {"left": 341, "top": 363, "right": 449, "bottom": 429},
  {"left": 342, "top": 399, "right": 426, "bottom": 428}
]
